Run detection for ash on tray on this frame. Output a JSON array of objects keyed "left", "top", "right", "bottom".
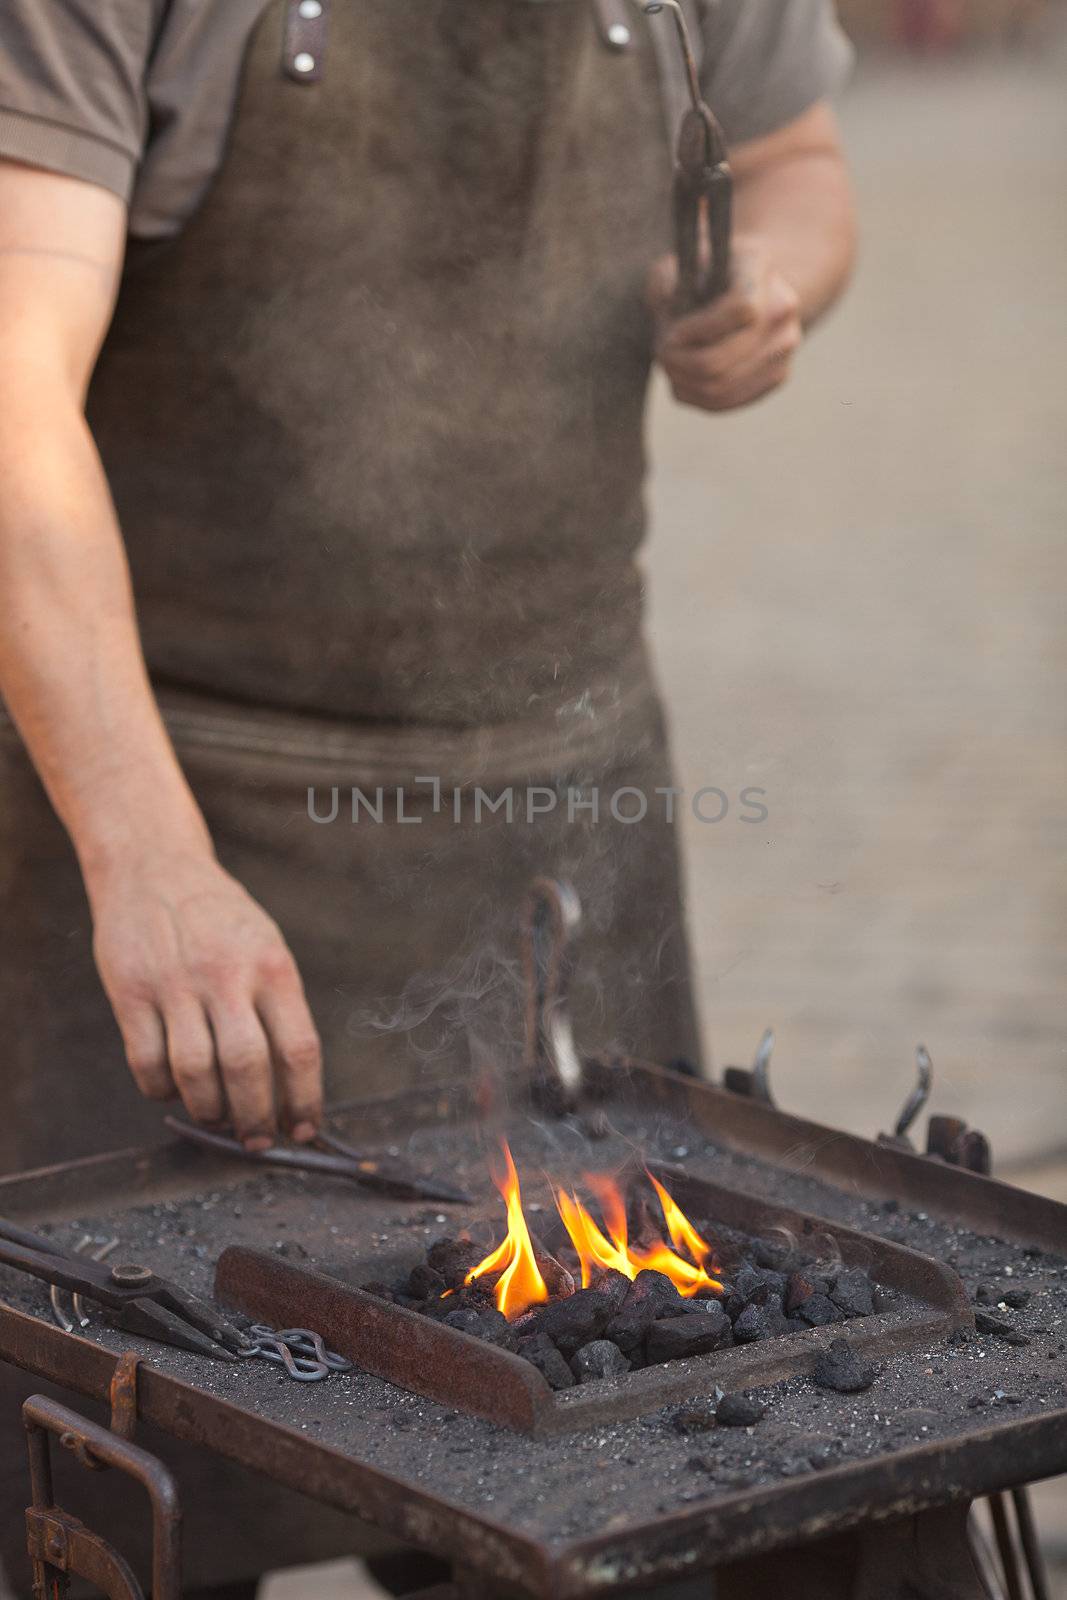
[{"left": 363, "top": 1184, "right": 882, "bottom": 1389}]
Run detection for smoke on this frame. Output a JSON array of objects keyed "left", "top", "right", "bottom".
[{"left": 344, "top": 934, "right": 527, "bottom": 1090}]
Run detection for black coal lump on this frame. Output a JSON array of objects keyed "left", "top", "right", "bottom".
[
  {"left": 426, "top": 1237, "right": 482, "bottom": 1289},
  {"left": 676, "top": 1295, "right": 724, "bottom": 1316},
  {"left": 796, "top": 1293, "right": 842, "bottom": 1328},
  {"left": 475, "top": 1308, "right": 515, "bottom": 1347},
  {"left": 716, "top": 1392, "right": 767, "bottom": 1427},
  {"left": 443, "top": 1308, "right": 485, "bottom": 1337},
  {"left": 733, "top": 1301, "right": 789, "bottom": 1343},
  {"left": 525, "top": 1288, "right": 612, "bottom": 1357},
  {"left": 516, "top": 1333, "right": 575, "bottom": 1390},
  {"left": 571, "top": 1339, "right": 632, "bottom": 1382},
  {"left": 606, "top": 1270, "right": 684, "bottom": 1354},
  {"left": 603, "top": 1305, "right": 653, "bottom": 1357},
  {"left": 785, "top": 1272, "right": 819, "bottom": 1314},
  {"left": 732, "top": 1265, "right": 767, "bottom": 1304},
  {"left": 407, "top": 1263, "right": 446, "bottom": 1300},
  {"left": 626, "top": 1269, "right": 687, "bottom": 1314},
  {"left": 753, "top": 1236, "right": 806, "bottom": 1274},
  {"left": 813, "top": 1338, "right": 877, "bottom": 1393},
  {"left": 588, "top": 1268, "right": 632, "bottom": 1313},
  {"left": 830, "top": 1267, "right": 876, "bottom": 1319},
  {"left": 754, "top": 1266, "right": 789, "bottom": 1301},
  {"left": 646, "top": 1307, "right": 733, "bottom": 1363}
]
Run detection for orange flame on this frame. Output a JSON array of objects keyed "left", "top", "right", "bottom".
[
  {"left": 461, "top": 1153, "right": 721, "bottom": 1321},
  {"left": 557, "top": 1173, "right": 722, "bottom": 1298},
  {"left": 646, "top": 1171, "right": 715, "bottom": 1268},
  {"left": 464, "top": 1144, "right": 549, "bottom": 1319}
]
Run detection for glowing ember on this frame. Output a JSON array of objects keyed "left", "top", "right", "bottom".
[
  {"left": 464, "top": 1144, "right": 549, "bottom": 1319},
  {"left": 465, "top": 1147, "right": 722, "bottom": 1320}
]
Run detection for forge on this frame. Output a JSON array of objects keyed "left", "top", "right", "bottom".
[
  {"left": 214, "top": 1151, "right": 969, "bottom": 1436},
  {"left": 0, "top": 1051, "right": 1064, "bottom": 1600}
]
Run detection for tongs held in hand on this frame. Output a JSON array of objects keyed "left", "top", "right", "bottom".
[{"left": 644, "top": 0, "right": 732, "bottom": 311}]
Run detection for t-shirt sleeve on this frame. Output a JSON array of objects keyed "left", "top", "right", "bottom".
[
  {"left": 700, "top": 0, "right": 855, "bottom": 147},
  {"left": 0, "top": 0, "right": 164, "bottom": 202}
]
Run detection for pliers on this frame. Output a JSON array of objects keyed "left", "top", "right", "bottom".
[
  {"left": 0, "top": 1217, "right": 249, "bottom": 1360},
  {"left": 164, "top": 1117, "right": 472, "bottom": 1205},
  {"left": 645, "top": 0, "right": 733, "bottom": 312}
]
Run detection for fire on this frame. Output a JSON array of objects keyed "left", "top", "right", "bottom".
[
  {"left": 464, "top": 1144, "right": 549, "bottom": 1319},
  {"left": 646, "top": 1172, "right": 714, "bottom": 1269},
  {"left": 557, "top": 1172, "right": 722, "bottom": 1299},
  {"left": 464, "top": 1145, "right": 721, "bottom": 1320}
]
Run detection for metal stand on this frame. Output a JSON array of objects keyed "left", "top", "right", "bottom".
[{"left": 23, "top": 1391, "right": 181, "bottom": 1600}]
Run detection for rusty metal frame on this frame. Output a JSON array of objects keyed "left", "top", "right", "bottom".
[
  {"left": 213, "top": 1161, "right": 973, "bottom": 1436},
  {"left": 23, "top": 1391, "right": 181, "bottom": 1599}
]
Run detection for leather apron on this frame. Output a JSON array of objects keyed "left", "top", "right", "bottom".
[{"left": 1, "top": 0, "right": 702, "bottom": 1177}]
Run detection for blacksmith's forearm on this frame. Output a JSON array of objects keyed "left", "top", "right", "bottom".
[
  {"left": 733, "top": 149, "right": 856, "bottom": 327},
  {"left": 0, "top": 394, "right": 211, "bottom": 884}
]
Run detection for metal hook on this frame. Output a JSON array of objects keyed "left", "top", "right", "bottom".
[
  {"left": 751, "top": 1028, "right": 775, "bottom": 1104},
  {"left": 523, "top": 878, "right": 584, "bottom": 1115},
  {"left": 49, "top": 1236, "right": 119, "bottom": 1335},
  {"left": 721, "top": 1027, "right": 776, "bottom": 1106},
  {"left": 894, "top": 1045, "right": 933, "bottom": 1140}
]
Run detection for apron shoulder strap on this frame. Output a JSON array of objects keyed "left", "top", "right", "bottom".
[
  {"left": 590, "top": 0, "right": 709, "bottom": 153},
  {"left": 282, "top": 0, "right": 330, "bottom": 83},
  {"left": 281, "top": 0, "right": 710, "bottom": 154}
]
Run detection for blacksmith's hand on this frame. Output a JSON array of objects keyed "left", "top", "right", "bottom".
[
  {"left": 649, "top": 238, "right": 802, "bottom": 413},
  {"left": 90, "top": 851, "right": 323, "bottom": 1150}
]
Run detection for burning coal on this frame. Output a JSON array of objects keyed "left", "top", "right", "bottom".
[
  {"left": 462, "top": 1144, "right": 722, "bottom": 1319},
  {"left": 364, "top": 1144, "right": 881, "bottom": 1389}
]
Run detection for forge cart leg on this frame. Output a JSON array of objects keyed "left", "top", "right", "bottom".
[
  {"left": 715, "top": 1504, "right": 986, "bottom": 1600},
  {"left": 23, "top": 1393, "right": 181, "bottom": 1600}
]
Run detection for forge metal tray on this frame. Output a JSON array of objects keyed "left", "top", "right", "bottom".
[
  {"left": 215, "top": 1162, "right": 971, "bottom": 1437},
  {"left": 0, "top": 1060, "right": 1065, "bottom": 1598}
]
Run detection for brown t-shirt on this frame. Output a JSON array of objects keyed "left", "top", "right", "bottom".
[{"left": 0, "top": 0, "right": 853, "bottom": 239}]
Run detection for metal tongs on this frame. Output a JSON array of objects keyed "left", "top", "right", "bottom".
[
  {"left": 0, "top": 1217, "right": 248, "bottom": 1360},
  {"left": 164, "top": 1117, "right": 472, "bottom": 1205},
  {"left": 644, "top": 0, "right": 732, "bottom": 312}
]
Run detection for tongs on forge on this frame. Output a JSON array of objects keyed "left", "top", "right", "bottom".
[
  {"left": 164, "top": 1117, "right": 472, "bottom": 1205},
  {"left": 0, "top": 1216, "right": 248, "bottom": 1360}
]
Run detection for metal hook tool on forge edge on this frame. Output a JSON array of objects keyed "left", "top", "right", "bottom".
[
  {"left": 523, "top": 877, "right": 584, "bottom": 1114},
  {"left": 643, "top": 0, "right": 732, "bottom": 312}
]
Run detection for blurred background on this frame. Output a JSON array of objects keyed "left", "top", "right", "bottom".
[
  {"left": 647, "top": 0, "right": 1067, "bottom": 1592},
  {"left": 649, "top": 0, "right": 1065, "bottom": 1190}
]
